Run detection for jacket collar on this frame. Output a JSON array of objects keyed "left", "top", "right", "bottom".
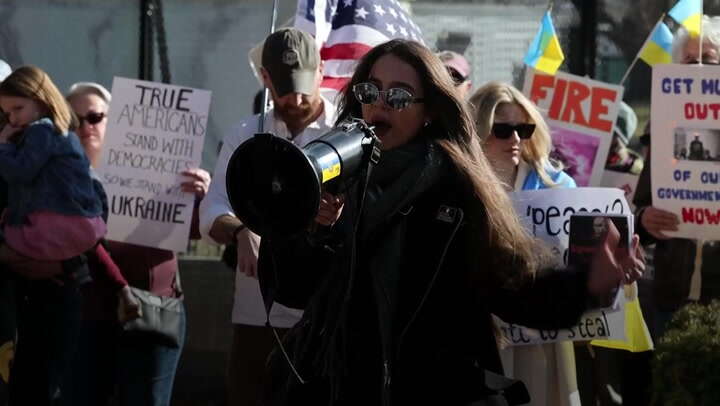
[{"left": 360, "top": 139, "right": 447, "bottom": 240}]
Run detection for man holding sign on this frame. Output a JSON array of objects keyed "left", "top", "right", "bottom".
[
  {"left": 200, "top": 28, "right": 336, "bottom": 406},
  {"left": 636, "top": 15, "right": 720, "bottom": 338}
]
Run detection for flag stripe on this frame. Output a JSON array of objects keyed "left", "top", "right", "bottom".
[
  {"left": 321, "top": 76, "right": 351, "bottom": 91},
  {"left": 321, "top": 42, "right": 374, "bottom": 60},
  {"left": 323, "top": 59, "right": 360, "bottom": 78},
  {"left": 323, "top": 25, "right": 390, "bottom": 48},
  {"left": 535, "top": 56, "right": 564, "bottom": 74},
  {"left": 650, "top": 22, "right": 674, "bottom": 54},
  {"left": 640, "top": 42, "right": 673, "bottom": 65}
]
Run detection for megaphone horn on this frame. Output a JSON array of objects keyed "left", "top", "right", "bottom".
[{"left": 226, "top": 118, "right": 380, "bottom": 237}]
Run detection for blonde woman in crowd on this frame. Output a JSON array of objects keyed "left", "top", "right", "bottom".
[{"left": 470, "top": 81, "right": 579, "bottom": 406}]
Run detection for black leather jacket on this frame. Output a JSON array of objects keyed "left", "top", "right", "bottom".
[{"left": 261, "top": 146, "right": 590, "bottom": 406}]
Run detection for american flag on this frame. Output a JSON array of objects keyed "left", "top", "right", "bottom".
[{"left": 295, "top": 0, "right": 425, "bottom": 91}]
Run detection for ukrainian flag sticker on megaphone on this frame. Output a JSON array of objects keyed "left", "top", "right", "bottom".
[{"left": 318, "top": 153, "right": 341, "bottom": 183}]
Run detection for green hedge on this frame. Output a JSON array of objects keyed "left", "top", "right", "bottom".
[{"left": 652, "top": 300, "right": 720, "bottom": 406}]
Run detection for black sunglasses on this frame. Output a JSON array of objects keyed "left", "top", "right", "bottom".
[
  {"left": 352, "top": 82, "right": 425, "bottom": 111},
  {"left": 77, "top": 111, "right": 105, "bottom": 126},
  {"left": 491, "top": 123, "right": 536, "bottom": 140},
  {"left": 447, "top": 67, "right": 467, "bottom": 86}
]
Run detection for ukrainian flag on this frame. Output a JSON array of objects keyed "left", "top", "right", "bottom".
[
  {"left": 669, "top": 0, "right": 703, "bottom": 38},
  {"left": 639, "top": 20, "right": 674, "bottom": 66},
  {"left": 592, "top": 283, "right": 654, "bottom": 353},
  {"left": 524, "top": 11, "right": 565, "bottom": 75}
]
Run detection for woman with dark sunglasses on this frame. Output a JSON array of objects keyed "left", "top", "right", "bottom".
[
  {"left": 470, "top": 81, "right": 575, "bottom": 192},
  {"left": 66, "top": 82, "right": 110, "bottom": 168},
  {"left": 262, "top": 39, "right": 642, "bottom": 406},
  {"left": 470, "top": 82, "right": 578, "bottom": 406}
]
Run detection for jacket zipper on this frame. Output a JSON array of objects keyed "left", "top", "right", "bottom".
[
  {"left": 383, "top": 360, "right": 392, "bottom": 406},
  {"left": 377, "top": 206, "right": 464, "bottom": 406}
]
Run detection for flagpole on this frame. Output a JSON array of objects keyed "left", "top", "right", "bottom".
[
  {"left": 699, "top": 3, "right": 704, "bottom": 66},
  {"left": 258, "top": 0, "right": 279, "bottom": 133},
  {"left": 619, "top": 13, "right": 666, "bottom": 86}
]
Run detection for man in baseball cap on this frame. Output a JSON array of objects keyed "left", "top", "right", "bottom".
[
  {"left": 437, "top": 50, "right": 472, "bottom": 99},
  {"left": 201, "top": 27, "right": 335, "bottom": 406},
  {"left": 260, "top": 27, "right": 325, "bottom": 131}
]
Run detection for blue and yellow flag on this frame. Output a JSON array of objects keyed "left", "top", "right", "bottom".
[
  {"left": 639, "top": 20, "right": 674, "bottom": 66},
  {"left": 669, "top": 0, "right": 703, "bottom": 38},
  {"left": 592, "top": 284, "right": 654, "bottom": 353},
  {"left": 524, "top": 11, "right": 565, "bottom": 75}
]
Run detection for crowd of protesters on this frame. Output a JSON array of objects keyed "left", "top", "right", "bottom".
[{"left": 0, "top": 13, "right": 718, "bottom": 406}]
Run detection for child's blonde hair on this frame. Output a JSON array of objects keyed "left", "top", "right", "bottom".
[{"left": 0, "top": 65, "right": 77, "bottom": 134}]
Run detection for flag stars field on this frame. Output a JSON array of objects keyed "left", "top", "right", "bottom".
[
  {"left": 356, "top": 7, "right": 368, "bottom": 19},
  {"left": 296, "top": 0, "right": 424, "bottom": 89}
]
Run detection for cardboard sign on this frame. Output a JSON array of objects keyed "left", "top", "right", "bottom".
[
  {"left": 495, "top": 188, "right": 632, "bottom": 345},
  {"left": 601, "top": 170, "right": 640, "bottom": 211},
  {"left": 98, "top": 77, "right": 211, "bottom": 252},
  {"left": 523, "top": 69, "right": 624, "bottom": 187},
  {"left": 651, "top": 64, "right": 720, "bottom": 240}
]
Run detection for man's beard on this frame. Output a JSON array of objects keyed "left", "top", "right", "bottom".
[{"left": 275, "top": 101, "right": 314, "bottom": 123}]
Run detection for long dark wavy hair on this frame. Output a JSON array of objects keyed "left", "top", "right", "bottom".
[{"left": 337, "top": 39, "right": 541, "bottom": 284}]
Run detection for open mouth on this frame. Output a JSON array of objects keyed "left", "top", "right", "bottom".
[{"left": 369, "top": 120, "right": 391, "bottom": 137}]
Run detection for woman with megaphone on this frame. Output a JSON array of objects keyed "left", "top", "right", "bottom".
[{"left": 261, "top": 39, "right": 644, "bottom": 406}]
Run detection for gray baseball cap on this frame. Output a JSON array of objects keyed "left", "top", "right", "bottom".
[{"left": 262, "top": 28, "right": 320, "bottom": 97}]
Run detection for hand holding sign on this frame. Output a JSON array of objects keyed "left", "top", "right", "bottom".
[
  {"left": 180, "top": 168, "right": 211, "bottom": 200},
  {"left": 588, "top": 228, "right": 644, "bottom": 299},
  {"left": 640, "top": 206, "right": 680, "bottom": 240}
]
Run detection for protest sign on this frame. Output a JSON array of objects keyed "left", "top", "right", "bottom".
[
  {"left": 601, "top": 170, "right": 640, "bottom": 211},
  {"left": 651, "top": 64, "right": 720, "bottom": 240},
  {"left": 495, "top": 188, "right": 631, "bottom": 345},
  {"left": 523, "top": 69, "right": 624, "bottom": 187},
  {"left": 98, "top": 77, "right": 211, "bottom": 252}
]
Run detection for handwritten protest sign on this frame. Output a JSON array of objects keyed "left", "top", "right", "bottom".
[
  {"left": 523, "top": 69, "right": 624, "bottom": 187},
  {"left": 651, "top": 64, "right": 720, "bottom": 240},
  {"left": 495, "top": 188, "right": 631, "bottom": 345},
  {"left": 98, "top": 77, "right": 211, "bottom": 252}
]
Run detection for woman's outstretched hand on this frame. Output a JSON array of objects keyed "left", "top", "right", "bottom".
[{"left": 587, "top": 220, "right": 645, "bottom": 299}]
